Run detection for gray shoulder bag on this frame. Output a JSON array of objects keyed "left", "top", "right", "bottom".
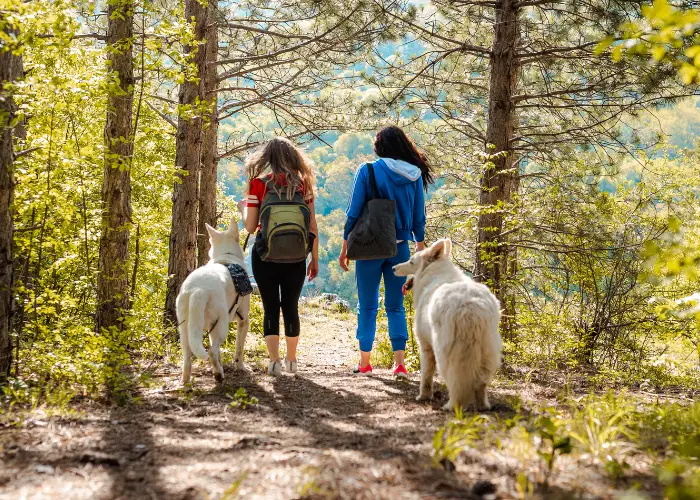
[{"left": 346, "top": 163, "right": 398, "bottom": 260}]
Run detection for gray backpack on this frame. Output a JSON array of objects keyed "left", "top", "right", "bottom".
[{"left": 346, "top": 163, "right": 398, "bottom": 260}]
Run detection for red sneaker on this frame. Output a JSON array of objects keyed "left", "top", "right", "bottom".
[
  {"left": 353, "top": 363, "right": 373, "bottom": 375},
  {"left": 394, "top": 364, "right": 409, "bottom": 379}
]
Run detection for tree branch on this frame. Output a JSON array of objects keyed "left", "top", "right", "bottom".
[
  {"left": 145, "top": 101, "right": 177, "bottom": 130},
  {"left": 217, "top": 23, "right": 311, "bottom": 40},
  {"left": 14, "top": 146, "right": 40, "bottom": 158},
  {"left": 216, "top": 6, "right": 360, "bottom": 66}
]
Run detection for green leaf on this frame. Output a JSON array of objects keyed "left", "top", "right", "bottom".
[
  {"left": 651, "top": 45, "right": 667, "bottom": 61},
  {"left": 668, "top": 215, "right": 682, "bottom": 232},
  {"left": 594, "top": 36, "right": 615, "bottom": 56},
  {"left": 553, "top": 437, "right": 573, "bottom": 454}
]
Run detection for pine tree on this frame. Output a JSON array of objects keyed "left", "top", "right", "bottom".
[
  {"left": 96, "top": 0, "right": 134, "bottom": 333},
  {"left": 0, "top": 21, "right": 19, "bottom": 382},
  {"left": 197, "top": 0, "right": 219, "bottom": 267},
  {"left": 164, "top": 0, "right": 209, "bottom": 325}
]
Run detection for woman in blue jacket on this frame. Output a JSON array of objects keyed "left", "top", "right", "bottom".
[{"left": 339, "top": 126, "right": 434, "bottom": 377}]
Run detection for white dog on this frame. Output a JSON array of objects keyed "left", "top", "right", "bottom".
[
  {"left": 393, "top": 239, "right": 502, "bottom": 411},
  {"left": 176, "top": 218, "right": 250, "bottom": 385}
]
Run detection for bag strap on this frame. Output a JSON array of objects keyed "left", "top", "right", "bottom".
[{"left": 367, "top": 162, "right": 379, "bottom": 200}]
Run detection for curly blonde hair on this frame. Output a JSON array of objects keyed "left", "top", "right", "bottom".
[{"left": 245, "top": 137, "right": 315, "bottom": 200}]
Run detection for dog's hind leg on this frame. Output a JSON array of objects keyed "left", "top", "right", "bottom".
[
  {"left": 179, "top": 322, "right": 192, "bottom": 385},
  {"left": 177, "top": 296, "right": 192, "bottom": 385},
  {"left": 417, "top": 344, "right": 436, "bottom": 401},
  {"left": 475, "top": 382, "right": 489, "bottom": 410},
  {"left": 233, "top": 301, "right": 250, "bottom": 372},
  {"left": 209, "top": 306, "right": 228, "bottom": 383}
]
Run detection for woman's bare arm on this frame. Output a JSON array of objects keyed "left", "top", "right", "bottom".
[
  {"left": 307, "top": 201, "right": 319, "bottom": 280},
  {"left": 237, "top": 199, "right": 259, "bottom": 234}
]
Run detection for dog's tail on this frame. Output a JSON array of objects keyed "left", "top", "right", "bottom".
[
  {"left": 185, "top": 291, "right": 209, "bottom": 360},
  {"left": 442, "top": 299, "right": 501, "bottom": 409}
]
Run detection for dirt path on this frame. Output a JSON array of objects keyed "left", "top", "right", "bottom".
[{"left": 0, "top": 305, "right": 649, "bottom": 499}]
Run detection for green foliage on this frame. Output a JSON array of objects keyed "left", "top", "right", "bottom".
[
  {"left": 247, "top": 296, "right": 265, "bottom": 337},
  {"left": 432, "top": 409, "right": 488, "bottom": 466},
  {"left": 636, "top": 400, "right": 700, "bottom": 460},
  {"left": 500, "top": 149, "right": 700, "bottom": 388},
  {"left": 373, "top": 329, "right": 395, "bottom": 369},
  {"left": 568, "top": 394, "right": 636, "bottom": 479},
  {"left": 515, "top": 472, "right": 535, "bottom": 499},
  {"left": 227, "top": 388, "right": 258, "bottom": 410},
  {"left": 598, "top": 0, "right": 700, "bottom": 84},
  {"left": 658, "top": 458, "right": 700, "bottom": 499},
  {"left": 8, "top": 2, "right": 180, "bottom": 399},
  {"left": 403, "top": 291, "right": 420, "bottom": 372},
  {"left": 636, "top": 401, "right": 700, "bottom": 498},
  {"left": 373, "top": 290, "right": 420, "bottom": 370},
  {"left": 535, "top": 413, "right": 573, "bottom": 488},
  {"left": 430, "top": 392, "right": 700, "bottom": 494}
]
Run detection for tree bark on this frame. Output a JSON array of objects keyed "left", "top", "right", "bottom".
[
  {"left": 164, "top": 0, "right": 209, "bottom": 325},
  {"left": 475, "top": 0, "right": 519, "bottom": 311},
  {"left": 96, "top": 0, "right": 134, "bottom": 333},
  {"left": 197, "top": 0, "right": 219, "bottom": 267},
  {"left": 0, "top": 29, "right": 18, "bottom": 382}
]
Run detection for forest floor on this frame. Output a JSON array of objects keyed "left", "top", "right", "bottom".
[{"left": 0, "top": 302, "right": 691, "bottom": 499}]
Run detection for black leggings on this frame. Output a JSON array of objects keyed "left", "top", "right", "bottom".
[{"left": 251, "top": 249, "right": 306, "bottom": 337}]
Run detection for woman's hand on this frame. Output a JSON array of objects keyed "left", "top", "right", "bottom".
[
  {"left": 237, "top": 199, "right": 247, "bottom": 214},
  {"left": 307, "top": 258, "right": 319, "bottom": 281},
  {"left": 339, "top": 241, "right": 349, "bottom": 272},
  {"left": 416, "top": 241, "right": 425, "bottom": 252}
]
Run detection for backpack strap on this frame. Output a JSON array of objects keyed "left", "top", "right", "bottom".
[
  {"left": 367, "top": 162, "right": 379, "bottom": 200},
  {"left": 262, "top": 174, "right": 302, "bottom": 200}
]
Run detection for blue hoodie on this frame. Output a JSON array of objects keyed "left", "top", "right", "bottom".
[{"left": 344, "top": 157, "right": 426, "bottom": 243}]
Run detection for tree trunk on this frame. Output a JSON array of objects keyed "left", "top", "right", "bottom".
[
  {"left": 0, "top": 27, "right": 18, "bottom": 382},
  {"left": 197, "top": 0, "right": 219, "bottom": 267},
  {"left": 164, "top": 0, "right": 209, "bottom": 325},
  {"left": 96, "top": 0, "right": 134, "bottom": 333},
  {"left": 475, "top": 0, "right": 519, "bottom": 312}
]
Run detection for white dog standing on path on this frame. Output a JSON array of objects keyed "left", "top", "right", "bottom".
[
  {"left": 176, "top": 218, "right": 250, "bottom": 385},
  {"left": 393, "top": 239, "right": 502, "bottom": 411}
]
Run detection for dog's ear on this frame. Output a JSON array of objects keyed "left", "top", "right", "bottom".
[
  {"left": 426, "top": 239, "right": 446, "bottom": 260},
  {"left": 443, "top": 239, "right": 453, "bottom": 256},
  {"left": 205, "top": 223, "right": 219, "bottom": 239},
  {"left": 227, "top": 217, "right": 239, "bottom": 237}
]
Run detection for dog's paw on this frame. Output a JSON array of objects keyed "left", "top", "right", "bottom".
[
  {"left": 234, "top": 362, "right": 250, "bottom": 372},
  {"left": 441, "top": 402, "right": 455, "bottom": 412},
  {"left": 214, "top": 373, "right": 224, "bottom": 384},
  {"left": 416, "top": 393, "right": 433, "bottom": 402}
]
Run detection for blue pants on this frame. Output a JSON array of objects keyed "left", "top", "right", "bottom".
[{"left": 355, "top": 241, "right": 410, "bottom": 352}]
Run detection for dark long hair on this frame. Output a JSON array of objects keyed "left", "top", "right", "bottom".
[{"left": 374, "top": 126, "right": 434, "bottom": 191}]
